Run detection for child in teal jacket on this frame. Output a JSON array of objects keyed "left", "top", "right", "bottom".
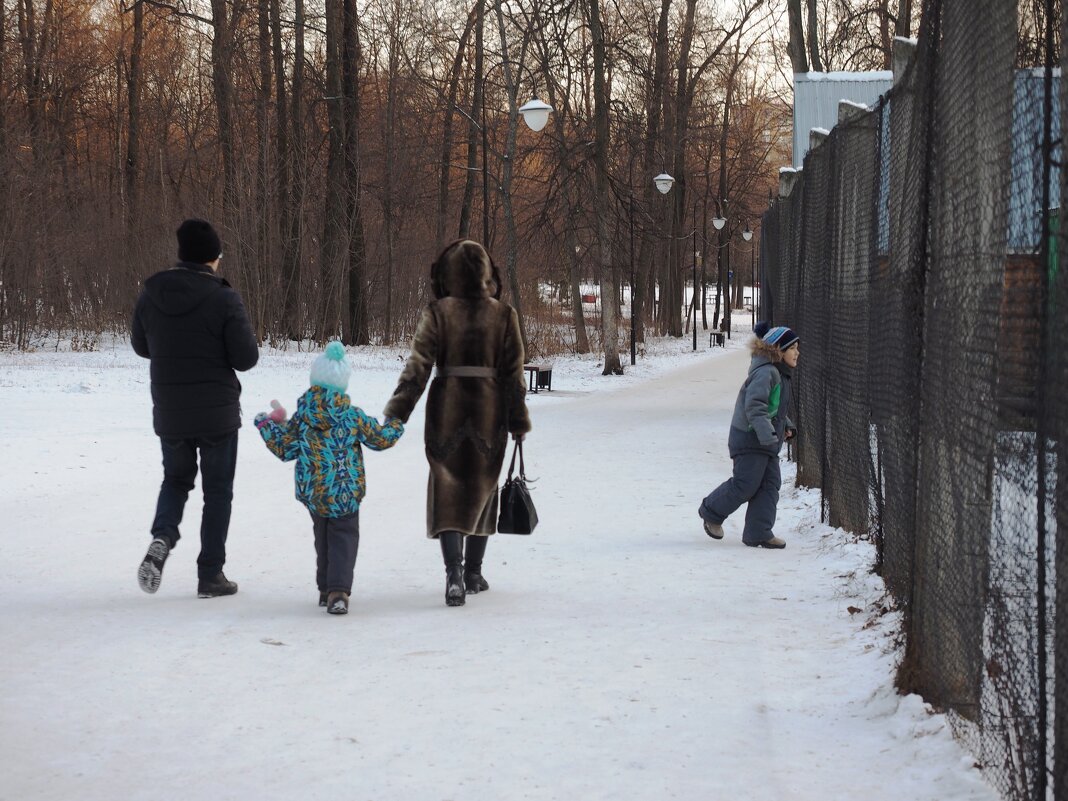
[{"left": 255, "top": 342, "right": 403, "bottom": 614}]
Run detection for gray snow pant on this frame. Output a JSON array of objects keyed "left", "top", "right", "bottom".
[
  {"left": 698, "top": 453, "right": 781, "bottom": 545},
  {"left": 311, "top": 511, "right": 360, "bottom": 593}
]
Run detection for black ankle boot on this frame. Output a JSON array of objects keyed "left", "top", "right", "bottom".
[
  {"left": 439, "top": 532, "right": 465, "bottom": 607},
  {"left": 464, "top": 535, "right": 490, "bottom": 594}
]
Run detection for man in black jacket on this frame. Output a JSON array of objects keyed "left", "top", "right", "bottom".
[{"left": 133, "top": 219, "right": 259, "bottom": 598}]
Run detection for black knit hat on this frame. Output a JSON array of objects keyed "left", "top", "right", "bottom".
[{"left": 176, "top": 218, "right": 222, "bottom": 264}]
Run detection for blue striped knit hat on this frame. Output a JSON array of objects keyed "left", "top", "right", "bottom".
[{"left": 754, "top": 321, "right": 799, "bottom": 350}]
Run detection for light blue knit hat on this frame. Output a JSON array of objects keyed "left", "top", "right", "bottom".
[{"left": 309, "top": 341, "right": 351, "bottom": 393}]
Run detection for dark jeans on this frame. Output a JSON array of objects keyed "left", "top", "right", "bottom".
[
  {"left": 311, "top": 512, "right": 360, "bottom": 593},
  {"left": 150, "top": 432, "right": 238, "bottom": 579},
  {"left": 698, "top": 452, "right": 781, "bottom": 545}
]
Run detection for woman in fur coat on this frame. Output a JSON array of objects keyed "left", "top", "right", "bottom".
[
  {"left": 697, "top": 321, "right": 800, "bottom": 549},
  {"left": 384, "top": 240, "right": 531, "bottom": 606}
]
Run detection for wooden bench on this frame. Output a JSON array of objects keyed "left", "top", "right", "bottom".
[
  {"left": 524, "top": 363, "right": 553, "bottom": 393},
  {"left": 709, "top": 331, "right": 726, "bottom": 348}
]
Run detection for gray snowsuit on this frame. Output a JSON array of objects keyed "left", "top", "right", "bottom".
[{"left": 699, "top": 352, "right": 795, "bottom": 545}]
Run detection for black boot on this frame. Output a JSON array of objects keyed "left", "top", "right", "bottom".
[
  {"left": 439, "top": 531, "right": 465, "bottom": 607},
  {"left": 464, "top": 535, "right": 490, "bottom": 594}
]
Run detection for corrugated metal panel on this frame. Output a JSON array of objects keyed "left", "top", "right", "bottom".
[
  {"left": 793, "top": 72, "right": 893, "bottom": 168},
  {"left": 1007, "top": 69, "right": 1061, "bottom": 252}
]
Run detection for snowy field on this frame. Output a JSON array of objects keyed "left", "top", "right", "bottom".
[{"left": 0, "top": 330, "right": 998, "bottom": 801}]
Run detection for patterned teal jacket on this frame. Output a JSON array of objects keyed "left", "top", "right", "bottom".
[{"left": 254, "top": 386, "right": 403, "bottom": 517}]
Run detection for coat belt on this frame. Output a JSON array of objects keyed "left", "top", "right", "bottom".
[{"left": 436, "top": 366, "right": 499, "bottom": 378}]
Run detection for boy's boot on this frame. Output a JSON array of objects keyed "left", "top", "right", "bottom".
[
  {"left": 319, "top": 591, "right": 328, "bottom": 607},
  {"left": 439, "top": 532, "right": 465, "bottom": 607},
  {"left": 745, "top": 536, "right": 786, "bottom": 550},
  {"left": 197, "top": 572, "right": 238, "bottom": 598},
  {"left": 138, "top": 537, "right": 171, "bottom": 594},
  {"left": 327, "top": 591, "right": 349, "bottom": 615},
  {"left": 703, "top": 520, "right": 725, "bottom": 540},
  {"left": 464, "top": 535, "right": 490, "bottom": 594}
]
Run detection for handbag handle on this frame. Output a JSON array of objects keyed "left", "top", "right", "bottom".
[{"left": 506, "top": 439, "right": 526, "bottom": 480}]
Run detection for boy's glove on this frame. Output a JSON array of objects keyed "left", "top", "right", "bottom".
[{"left": 268, "top": 400, "right": 287, "bottom": 423}]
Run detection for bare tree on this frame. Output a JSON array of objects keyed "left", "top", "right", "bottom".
[
  {"left": 342, "top": 0, "right": 369, "bottom": 345},
  {"left": 586, "top": 0, "right": 621, "bottom": 374},
  {"left": 786, "top": 0, "right": 809, "bottom": 72},
  {"left": 806, "top": 0, "right": 824, "bottom": 70}
]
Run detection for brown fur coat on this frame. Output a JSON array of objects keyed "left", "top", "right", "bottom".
[{"left": 384, "top": 241, "right": 531, "bottom": 538}]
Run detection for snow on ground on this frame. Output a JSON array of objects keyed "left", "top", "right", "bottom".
[{"left": 0, "top": 331, "right": 998, "bottom": 801}]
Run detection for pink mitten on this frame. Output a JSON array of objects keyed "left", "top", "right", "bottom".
[{"left": 269, "top": 400, "right": 287, "bottom": 423}]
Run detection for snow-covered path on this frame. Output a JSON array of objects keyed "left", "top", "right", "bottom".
[{"left": 0, "top": 343, "right": 996, "bottom": 800}]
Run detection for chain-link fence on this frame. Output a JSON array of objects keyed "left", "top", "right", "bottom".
[{"left": 760, "top": 1, "right": 1063, "bottom": 799}]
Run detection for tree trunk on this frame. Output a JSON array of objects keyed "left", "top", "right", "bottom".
[
  {"left": 125, "top": 0, "right": 143, "bottom": 229},
  {"left": 342, "top": 0, "right": 369, "bottom": 345},
  {"left": 382, "top": 0, "right": 400, "bottom": 345},
  {"left": 806, "top": 0, "right": 823, "bottom": 71},
  {"left": 786, "top": 0, "right": 809, "bottom": 73},
  {"left": 564, "top": 220, "right": 590, "bottom": 353},
  {"left": 272, "top": 0, "right": 300, "bottom": 339},
  {"left": 534, "top": 25, "right": 590, "bottom": 354},
  {"left": 437, "top": 8, "right": 475, "bottom": 248},
  {"left": 253, "top": 0, "right": 271, "bottom": 338},
  {"left": 321, "top": 0, "right": 346, "bottom": 341},
  {"left": 494, "top": 2, "right": 529, "bottom": 350},
  {"left": 714, "top": 62, "right": 734, "bottom": 331},
  {"left": 210, "top": 0, "right": 240, "bottom": 288},
  {"left": 458, "top": 0, "right": 486, "bottom": 240},
  {"left": 666, "top": 0, "right": 698, "bottom": 339},
  {"left": 587, "top": 0, "right": 620, "bottom": 375},
  {"left": 879, "top": 0, "right": 892, "bottom": 69},
  {"left": 895, "top": 0, "right": 914, "bottom": 39}
]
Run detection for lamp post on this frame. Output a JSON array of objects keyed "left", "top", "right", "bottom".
[
  {"left": 692, "top": 202, "right": 698, "bottom": 351},
  {"left": 742, "top": 223, "right": 754, "bottom": 329},
  {"left": 630, "top": 192, "right": 636, "bottom": 365},
  {"left": 712, "top": 203, "right": 727, "bottom": 333},
  {"left": 480, "top": 88, "right": 553, "bottom": 243},
  {"left": 628, "top": 172, "right": 674, "bottom": 365}
]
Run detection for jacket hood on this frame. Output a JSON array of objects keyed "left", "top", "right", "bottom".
[
  {"left": 749, "top": 336, "right": 785, "bottom": 363},
  {"left": 748, "top": 352, "right": 776, "bottom": 376},
  {"left": 143, "top": 263, "right": 225, "bottom": 316},
  {"left": 433, "top": 240, "right": 493, "bottom": 299},
  {"left": 297, "top": 385, "right": 352, "bottom": 431}
]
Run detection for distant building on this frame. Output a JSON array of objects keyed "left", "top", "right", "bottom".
[{"left": 792, "top": 71, "right": 893, "bottom": 168}]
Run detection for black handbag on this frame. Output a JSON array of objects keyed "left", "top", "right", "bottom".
[{"left": 497, "top": 440, "right": 538, "bottom": 534}]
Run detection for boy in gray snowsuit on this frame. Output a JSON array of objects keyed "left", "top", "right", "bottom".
[{"left": 698, "top": 322, "right": 800, "bottom": 549}]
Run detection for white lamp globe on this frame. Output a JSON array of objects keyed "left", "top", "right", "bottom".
[
  {"left": 518, "top": 98, "right": 553, "bottom": 132},
  {"left": 712, "top": 216, "right": 727, "bottom": 230},
  {"left": 742, "top": 227, "right": 753, "bottom": 241},
  {"left": 654, "top": 173, "right": 675, "bottom": 194}
]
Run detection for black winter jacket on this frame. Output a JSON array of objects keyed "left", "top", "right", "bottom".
[{"left": 132, "top": 262, "right": 259, "bottom": 438}]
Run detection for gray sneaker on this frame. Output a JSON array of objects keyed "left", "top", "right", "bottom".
[
  {"left": 703, "top": 520, "right": 725, "bottom": 540},
  {"left": 745, "top": 536, "right": 786, "bottom": 549},
  {"left": 138, "top": 537, "right": 171, "bottom": 594}
]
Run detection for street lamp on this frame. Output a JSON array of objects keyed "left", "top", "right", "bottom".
[
  {"left": 654, "top": 173, "right": 675, "bottom": 194},
  {"left": 517, "top": 98, "right": 553, "bottom": 132},
  {"left": 742, "top": 223, "right": 755, "bottom": 328}
]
